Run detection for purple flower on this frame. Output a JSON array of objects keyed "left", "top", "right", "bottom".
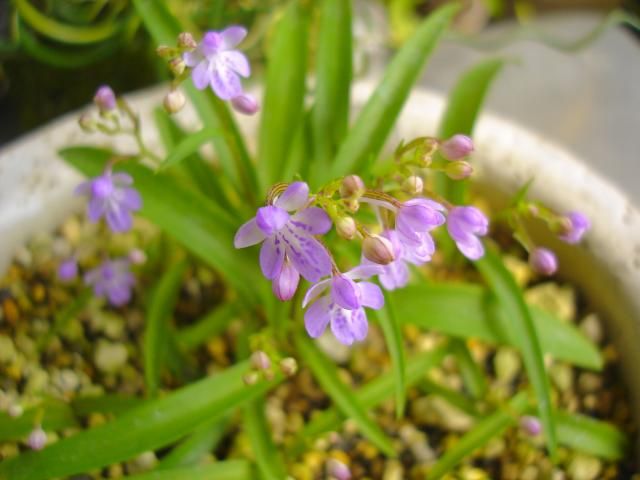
[
  {"left": 234, "top": 182, "right": 333, "bottom": 283},
  {"left": 94, "top": 85, "right": 116, "bottom": 112},
  {"left": 529, "top": 247, "right": 557, "bottom": 276},
  {"left": 84, "top": 258, "right": 135, "bottom": 307},
  {"left": 395, "top": 198, "right": 446, "bottom": 248},
  {"left": 558, "top": 211, "right": 590, "bottom": 244},
  {"left": 27, "top": 427, "right": 47, "bottom": 451},
  {"left": 440, "top": 134, "right": 474, "bottom": 160},
  {"left": 446, "top": 206, "right": 489, "bottom": 260},
  {"left": 57, "top": 258, "right": 78, "bottom": 282},
  {"left": 520, "top": 416, "right": 542, "bottom": 437},
  {"left": 75, "top": 170, "right": 142, "bottom": 233},
  {"left": 231, "top": 94, "right": 260, "bottom": 115},
  {"left": 302, "top": 265, "right": 384, "bottom": 345},
  {"left": 183, "top": 26, "right": 250, "bottom": 100},
  {"left": 272, "top": 259, "right": 300, "bottom": 301}
]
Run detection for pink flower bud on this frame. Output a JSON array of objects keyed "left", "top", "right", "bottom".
[
  {"left": 327, "top": 459, "right": 351, "bottom": 480},
  {"left": 402, "top": 175, "right": 424, "bottom": 195},
  {"left": 94, "top": 85, "right": 116, "bottom": 112},
  {"left": 164, "top": 89, "right": 186, "bottom": 114},
  {"left": 340, "top": 175, "right": 365, "bottom": 200},
  {"left": 445, "top": 161, "right": 473, "bottom": 180},
  {"left": 336, "top": 217, "right": 357, "bottom": 240},
  {"left": 363, "top": 234, "right": 395, "bottom": 265},
  {"left": 58, "top": 258, "right": 78, "bottom": 282},
  {"left": 156, "top": 45, "right": 173, "bottom": 57},
  {"left": 272, "top": 261, "right": 299, "bottom": 301},
  {"left": 128, "top": 248, "right": 147, "bottom": 265},
  {"left": 177, "top": 32, "right": 197, "bottom": 49},
  {"left": 231, "top": 94, "right": 260, "bottom": 115},
  {"left": 169, "top": 57, "right": 186, "bottom": 76},
  {"left": 78, "top": 113, "right": 96, "bottom": 132},
  {"left": 441, "top": 134, "right": 474, "bottom": 160},
  {"left": 280, "top": 357, "right": 298, "bottom": 376},
  {"left": 251, "top": 351, "right": 271, "bottom": 371},
  {"left": 558, "top": 211, "right": 590, "bottom": 244},
  {"left": 243, "top": 372, "right": 259, "bottom": 386},
  {"left": 27, "top": 427, "right": 47, "bottom": 450},
  {"left": 529, "top": 247, "right": 557, "bottom": 276},
  {"left": 520, "top": 415, "right": 542, "bottom": 437}
]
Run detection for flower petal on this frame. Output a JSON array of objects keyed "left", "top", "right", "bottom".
[
  {"left": 302, "top": 278, "right": 331, "bottom": 308},
  {"left": 304, "top": 296, "right": 331, "bottom": 338},
  {"left": 210, "top": 66, "right": 242, "bottom": 100},
  {"left": 379, "top": 261, "right": 409, "bottom": 290},
  {"left": 106, "top": 207, "right": 133, "bottom": 233},
  {"left": 87, "top": 198, "right": 105, "bottom": 222},
  {"left": 359, "top": 282, "right": 384, "bottom": 309},
  {"left": 107, "top": 285, "right": 132, "bottom": 307},
  {"left": 259, "top": 236, "right": 285, "bottom": 280},
  {"left": 218, "top": 50, "right": 250, "bottom": 77},
  {"left": 74, "top": 180, "right": 92, "bottom": 196},
  {"left": 346, "top": 263, "right": 385, "bottom": 280},
  {"left": 291, "top": 207, "right": 332, "bottom": 235},
  {"left": 220, "top": 26, "right": 247, "bottom": 49},
  {"left": 272, "top": 261, "right": 300, "bottom": 301},
  {"left": 455, "top": 233, "right": 485, "bottom": 260},
  {"left": 331, "top": 308, "right": 368, "bottom": 345},
  {"left": 331, "top": 275, "right": 361, "bottom": 310},
  {"left": 350, "top": 308, "right": 369, "bottom": 342},
  {"left": 275, "top": 182, "right": 309, "bottom": 211},
  {"left": 256, "top": 206, "right": 289, "bottom": 236},
  {"left": 282, "top": 226, "right": 332, "bottom": 282},
  {"left": 191, "top": 61, "right": 211, "bottom": 90},
  {"left": 112, "top": 172, "right": 133, "bottom": 186},
  {"left": 121, "top": 188, "right": 142, "bottom": 211},
  {"left": 183, "top": 50, "right": 202, "bottom": 68},
  {"left": 234, "top": 218, "right": 266, "bottom": 248}
]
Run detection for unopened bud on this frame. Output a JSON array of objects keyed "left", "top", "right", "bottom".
[
  {"left": 280, "top": 357, "right": 298, "bottom": 377},
  {"left": 520, "top": 415, "right": 542, "bottom": 437},
  {"left": 529, "top": 247, "right": 557, "bottom": 276},
  {"left": 94, "top": 85, "right": 116, "bottom": 112},
  {"left": 340, "top": 175, "right": 365, "bottom": 200},
  {"left": 445, "top": 161, "right": 473, "bottom": 180},
  {"left": 343, "top": 199, "right": 359, "bottom": 213},
  {"left": 27, "top": 427, "right": 47, "bottom": 451},
  {"left": 163, "top": 89, "right": 186, "bottom": 114},
  {"left": 327, "top": 458, "right": 352, "bottom": 480},
  {"left": 336, "top": 217, "right": 357, "bottom": 240},
  {"left": 78, "top": 114, "right": 96, "bottom": 133},
  {"left": 251, "top": 351, "right": 271, "bottom": 371},
  {"left": 177, "top": 32, "right": 197, "bottom": 49},
  {"left": 402, "top": 175, "right": 423, "bottom": 195},
  {"left": 156, "top": 45, "right": 173, "bottom": 57},
  {"left": 128, "top": 248, "right": 147, "bottom": 265},
  {"left": 8, "top": 404, "right": 23, "bottom": 418},
  {"left": 363, "top": 234, "right": 395, "bottom": 265},
  {"left": 58, "top": 258, "right": 78, "bottom": 282},
  {"left": 169, "top": 57, "right": 186, "bottom": 76},
  {"left": 243, "top": 372, "right": 260, "bottom": 386},
  {"left": 441, "top": 134, "right": 474, "bottom": 160},
  {"left": 231, "top": 94, "right": 260, "bottom": 116}
]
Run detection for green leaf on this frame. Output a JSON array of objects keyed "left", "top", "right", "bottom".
[
  {"left": 72, "top": 394, "right": 146, "bottom": 417},
  {"left": 475, "top": 247, "right": 557, "bottom": 457},
  {"left": 556, "top": 411, "right": 629, "bottom": 461},
  {"left": 435, "top": 58, "right": 505, "bottom": 204},
  {"left": 258, "top": 0, "right": 309, "bottom": 191},
  {"left": 295, "top": 336, "right": 396, "bottom": 457},
  {"left": 449, "top": 338, "right": 487, "bottom": 399},
  {"left": 418, "top": 378, "right": 479, "bottom": 418},
  {"left": 158, "top": 418, "right": 230, "bottom": 469},
  {"left": 60, "top": 147, "right": 259, "bottom": 303},
  {"left": 428, "top": 392, "right": 530, "bottom": 479},
  {"left": 244, "top": 397, "right": 288, "bottom": 480},
  {"left": 310, "top": 0, "right": 352, "bottom": 184},
  {"left": 161, "top": 127, "right": 219, "bottom": 170},
  {"left": 38, "top": 288, "right": 91, "bottom": 348},
  {"left": 0, "top": 400, "right": 77, "bottom": 443},
  {"left": 124, "top": 461, "right": 253, "bottom": 480},
  {"left": 0, "top": 362, "right": 282, "bottom": 480},
  {"left": 392, "top": 283, "right": 602, "bottom": 370},
  {"left": 145, "top": 258, "right": 188, "bottom": 397},
  {"left": 330, "top": 3, "right": 458, "bottom": 178},
  {"left": 177, "top": 304, "right": 238, "bottom": 351},
  {"left": 374, "top": 293, "right": 406, "bottom": 418}
]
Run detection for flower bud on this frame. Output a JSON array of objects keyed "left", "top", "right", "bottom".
[
  {"left": 78, "top": 113, "right": 96, "bottom": 133},
  {"left": 343, "top": 199, "right": 359, "bottom": 213},
  {"left": 441, "top": 134, "right": 474, "bottom": 160},
  {"left": 243, "top": 372, "right": 260, "bottom": 386},
  {"left": 445, "top": 161, "right": 473, "bottom": 180},
  {"left": 402, "top": 175, "right": 423, "bottom": 195},
  {"left": 27, "top": 427, "right": 47, "bottom": 451},
  {"left": 163, "top": 89, "right": 186, "bottom": 114},
  {"left": 336, "top": 217, "right": 357, "bottom": 240},
  {"left": 128, "top": 248, "right": 147, "bottom": 265},
  {"left": 520, "top": 415, "right": 542, "bottom": 437},
  {"left": 340, "top": 175, "right": 365, "bottom": 200},
  {"left": 280, "top": 357, "right": 298, "bottom": 377},
  {"left": 529, "top": 247, "right": 557, "bottom": 276},
  {"left": 156, "top": 45, "right": 173, "bottom": 57},
  {"left": 558, "top": 211, "right": 590, "bottom": 244},
  {"left": 363, "top": 234, "right": 395, "bottom": 265},
  {"left": 272, "top": 261, "right": 299, "bottom": 301},
  {"left": 177, "top": 32, "right": 197, "bottom": 49},
  {"left": 8, "top": 404, "right": 23, "bottom": 418},
  {"left": 251, "top": 351, "right": 271, "bottom": 371},
  {"left": 94, "top": 85, "right": 116, "bottom": 112},
  {"left": 231, "top": 94, "right": 260, "bottom": 116},
  {"left": 327, "top": 458, "right": 351, "bottom": 480},
  {"left": 169, "top": 57, "right": 186, "bottom": 76},
  {"left": 58, "top": 258, "right": 78, "bottom": 282}
]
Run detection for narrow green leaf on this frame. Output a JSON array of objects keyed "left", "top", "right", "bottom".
[
  {"left": 161, "top": 128, "right": 219, "bottom": 170},
  {"left": 556, "top": 411, "right": 629, "bottom": 461},
  {"left": 258, "top": 0, "right": 309, "bottom": 191},
  {"left": 435, "top": 58, "right": 505, "bottom": 204},
  {"left": 0, "top": 400, "right": 77, "bottom": 443},
  {"left": 475, "top": 247, "right": 557, "bottom": 456},
  {"left": 418, "top": 378, "right": 479, "bottom": 417},
  {"left": 428, "top": 392, "right": 529, "bottom": 479},
  {"left": 330, "top": 3, "right": 458, "bottom": 177},
  {"left": 158, "top": 418, "right": 230, "bottom": 469},
  {"left": 60, "top": 147, "right": 259, "bottom": 303},
  {"left": 295, "top": 336, "right": 396, "bottom": 457},
  {"left": 374, "top": 293, "right": 406, "bottom": 418},
  {"left": 38, "top": 288, "right": 91, "bottom": 348},
  {"left": 124, "top": 461, "right": 253, "bottom": 480},
  {"left": 392, "top": 283, "right": 603, "bottom": 370},
  {"left": 244, "top": 397, "right": 288, "bottom": 480},
  {"left": 449, "top": 338, "right": 487, "bottom": 399},
  {"left": 145, "top": 258, "right": 188, "bottom": 397},
  {"left": 72, "top": 394, "right": 146, "bottom": 417},
  {"left": 177, "top": 304, "right": 238, "bottom": 351},
  {"left": 0, "top": 362, "right": 282, "bottom": 480},
  {"left": 311, "top": 0, "right": 352, "bottom": 184}
]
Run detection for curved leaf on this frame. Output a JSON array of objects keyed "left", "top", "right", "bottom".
[
  {"left": 124, "top": 461, "right": 253, "bottom": 480},
  {"left": 177, "top": 304, "right": 239, "bottom": 351},
  {"left": 244, "top": 397, "right": 288, "bottom": 480},
  {"left": 161, "top": 128, "right": 220, "bottom": 170},
  {"left": 158, "top": 418, "right": 230, "bottom": 469},
  {"left": 556, "top": 412, "right": 629, "bottom": 461}
]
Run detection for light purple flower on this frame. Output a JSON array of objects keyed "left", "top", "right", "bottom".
[
  {"left": 529, "top": 247, "right": 557, "bottom": 276},
  {"left": 234, "top": 182, "right": 332, "bottom": 283},
  {"left": 446, "top": 206, "right": 489, "bottom": 260},
  {"left": 75, "top": 170, "right": 142, "bottom": 233},
  {"left": 302, "top": 265, "right": 384, "bottom": 345},
  {"left": 395, "top": 198, "right": 446, "bottom": 248},
  {"left": 231, "top": 93, "right": 260, "bottom": 115},
  {"left": 84, "top": 258, "right": 135, "bottom": 307},
  {"left": 272, "top": 259, "right": 300, "bottom": 301},
  {"left": 94, "top": 85, "right": 116, "bottom": 112},
  {"left": 27, "top": 427, "right": 47, "bottom": 451},
  {"left": 558, "top": 211, "right": 590, "bottom": 244},
  {"left": 183, "top": 26, "right": 250, "bottom": 100},
  {"left": 520, "top": 415, "right": 542, "bottom": 437},
  {"left": 58, "top": 258, "right": 78, "bottom": 282}
]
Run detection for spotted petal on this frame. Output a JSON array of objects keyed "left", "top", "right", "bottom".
[
  {"left": 218, "top": 50, "right": 250, "bottom": 77},
  {"left": 282, "top": 226, "right": 332, "bottom": 282},
  {"left": 210, "top": 66, "right": 242, "bottom": 100},
  {"left": 331, "top": 308, "right": 368, "bottom": 345},
  {"left": 260, "top": 236, "right": 285, "bottom": 280},
  {"left": 304, "top": 296, "right": 331, "bottom": 338},
  {"left": 331, "top": 275, "right": 361, "bottom": 310},
  {"left": 291, "top": 207, "right": 332, "bottom": 235}
]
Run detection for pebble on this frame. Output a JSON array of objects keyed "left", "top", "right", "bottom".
[
  {"left": 494, "top": 347, "right": 522, "bottom": 385},
  {"left": 580, "top": 314, "right": 604, "bottom": 344},
  {"left": 94, "top": 341, "right": 128, "bottom": 373},
  {"left": 412, "top": 396, "right": 474, "bottom": 431},
  {"left": 382, "top": 459, "right": 403, "bottom": 480},
  {"left": 550, "top": 363, "right": 573, "bottom": 392},
  {"left": 568, "top": 454, "right": 602, "bottom": 480},
  {"left": 0, "top": 335, "right": 17, "bottom": 363},
  {"left": 578, "top": 372, "right": 602, "bottom": 393},
  {"left": 524, "top": 283, "right": 576, "bottom": 323}
]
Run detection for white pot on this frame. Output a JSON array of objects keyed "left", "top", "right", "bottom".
[{"left": 1, "top": 82, "right": 639, "bottom": 440}]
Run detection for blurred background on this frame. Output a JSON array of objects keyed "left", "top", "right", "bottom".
[{"left": 0, "top": 0, "right": 638, "bottom": 198}]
